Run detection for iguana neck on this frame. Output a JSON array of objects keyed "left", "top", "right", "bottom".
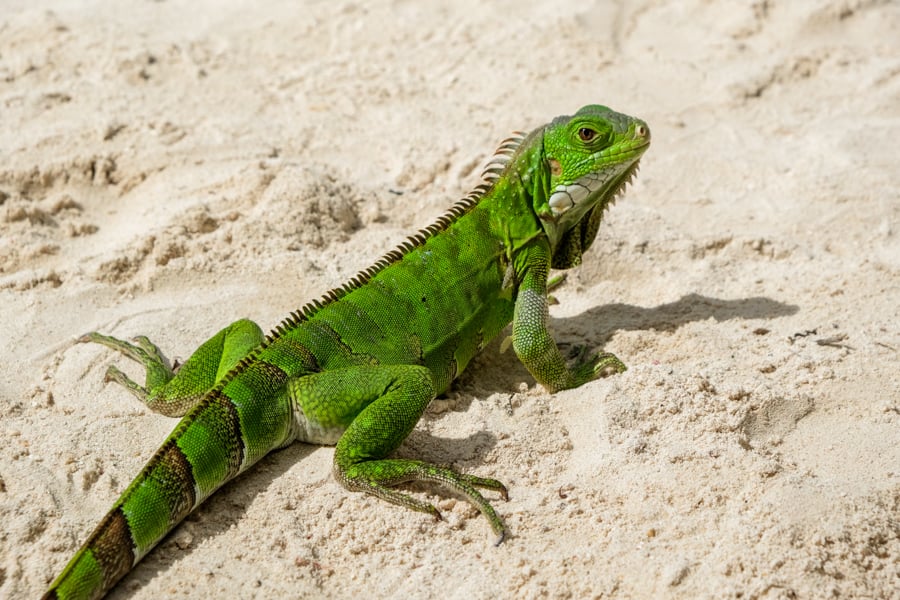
[{"left": 486, "top": 125, "right": 590, "bottom": 256}]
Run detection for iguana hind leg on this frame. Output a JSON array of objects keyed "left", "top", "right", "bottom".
[
  {"left": 293, "top": 364, "right": 509, "bottom": 543},
  {"left": 80, "top": 318, "right": 265, "bottom": 417}
]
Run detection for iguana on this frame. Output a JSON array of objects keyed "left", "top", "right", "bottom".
[{"left": 43, "top": 105, "right": 650, "bottom": 599}]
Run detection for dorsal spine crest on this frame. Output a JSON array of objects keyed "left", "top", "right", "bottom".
[{"left": 261, "top": 130, "right": 530, "bottom": 346}]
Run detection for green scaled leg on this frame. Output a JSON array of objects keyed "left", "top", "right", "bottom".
[
  {"left": 79, "top": 319, "right": 265, "bottom": 417},
  {"left": 292, "top": 365, "right": 509, "bottom": 544},
  {"left": 512, "top": 243, "right": 626, "bottom": 393}
]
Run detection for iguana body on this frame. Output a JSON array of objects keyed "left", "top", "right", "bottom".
[{"left": 44, "top": 105, "right": 650, "bottom": 599}]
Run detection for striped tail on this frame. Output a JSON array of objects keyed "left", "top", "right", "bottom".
[
  {"left": 43, "top": 437, "right": 199, "bottom": 600},
  {"left": 45, "top": 357, "right": 296, "bottom": 600}
]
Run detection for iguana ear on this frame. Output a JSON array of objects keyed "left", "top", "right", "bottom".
[{"left": 550, "top": 204, "right": 602, "bottom": 269}]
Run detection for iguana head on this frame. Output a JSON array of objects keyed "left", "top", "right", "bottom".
[{"left": 536, "top": 105, "right": 650, "bottom": 268}]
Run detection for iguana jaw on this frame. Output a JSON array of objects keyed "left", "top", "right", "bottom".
[
  {"left": 547, "top": 145, "right": 647, "bottom": 219},
  {"left": 540, "top": 146, "right": 647, "bottom": 249}
]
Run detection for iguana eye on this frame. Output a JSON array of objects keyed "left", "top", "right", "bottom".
[{"left": 578, "top": 127, "right": 596, "bottom": 142}]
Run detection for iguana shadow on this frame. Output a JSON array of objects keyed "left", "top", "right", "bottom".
[{"left": 455, "top": 292, "right": 799, "bottom": 397}]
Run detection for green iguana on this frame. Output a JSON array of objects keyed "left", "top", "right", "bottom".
[{"left": 44, "top": 105, "right": 650, "bottom": 599}]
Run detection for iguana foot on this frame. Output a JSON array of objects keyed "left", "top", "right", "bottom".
[
  {"left": 78, "top": 319, "right": 265, "bottom": 417},
  {"left": 79, "top": 331, "right": 175, "bottom": 402},
  {"left": 338, "top": 459, "right": 509, "bottom": 544},
  {"left": 572, "top": 350, "right": 627, "bottom": 384}
]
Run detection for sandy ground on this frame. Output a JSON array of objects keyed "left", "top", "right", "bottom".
[{"left": 2, "top": 1, "right": 898, "bottom": 598}]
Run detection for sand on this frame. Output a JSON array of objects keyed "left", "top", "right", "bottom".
[{"left": 2, "top": 1, "right": 898, "bottom": 598}]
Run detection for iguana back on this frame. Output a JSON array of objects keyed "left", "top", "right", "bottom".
[{"left": 283, "top": 189, "right": 513, "bottom": 393}]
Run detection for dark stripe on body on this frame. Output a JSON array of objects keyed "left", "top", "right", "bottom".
[
  {"left": 90, "top": 507, "right": 135, "bottom": 593},
  {"left": 249, "top": 359, "right": 289, "bottom": 387},
  {"left": 153, "top": 440, "right": 198, "bottom": 522},
  {"left": 225, "top": 358, "right": 295, "bottom": 463},
  {"left": 206, "top": 389, "right": 245, "bottom": 481},
  {"left": 175, "top": 390, "right": 245, "bottom": 496}
]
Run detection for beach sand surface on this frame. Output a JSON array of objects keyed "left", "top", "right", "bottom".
[{"left": 2, "top": 1, "right": 898, "bottom": 598}]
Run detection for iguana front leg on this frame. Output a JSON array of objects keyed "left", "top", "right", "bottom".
[
  {"left": 80, "top": 319, "right": 265, "bottom": 417},
  {"left": 293, "top": 365, "right": 509, "bottom": 543},
  {"left": 512, "top": 242, "right": 626, "bottom": 393}
]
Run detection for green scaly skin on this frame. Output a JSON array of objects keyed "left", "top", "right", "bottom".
[{"left": 43, "top": 105, "right": 650, "bottom": 599}]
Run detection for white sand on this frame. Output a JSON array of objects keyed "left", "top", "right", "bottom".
[{"left": 2, "top": 1, "right": 898, "bottom": 598}]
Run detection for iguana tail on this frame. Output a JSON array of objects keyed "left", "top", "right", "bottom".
[
  {"left": 45, "top": 350, "right": 297, "bottom": 600},
  {"left": 44, "top": 438, "right": 196, "bottom": 599}
]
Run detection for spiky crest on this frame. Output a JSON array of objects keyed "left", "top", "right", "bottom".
[{"left": 213, "top": 130, "right": 531, "bottom": 389}]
